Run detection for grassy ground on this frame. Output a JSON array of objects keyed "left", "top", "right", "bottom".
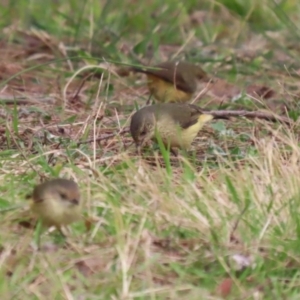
[{"left": 1, "top": 0, "right": 300, "bottom": 299}]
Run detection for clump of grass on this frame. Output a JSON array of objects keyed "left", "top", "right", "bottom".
[{"left": 1, "top": 124, "right": 300, "bottom": 298}]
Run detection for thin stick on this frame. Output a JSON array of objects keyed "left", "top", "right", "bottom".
[{"left": 203, "top": 110, "right": 293, "bottom": 126}]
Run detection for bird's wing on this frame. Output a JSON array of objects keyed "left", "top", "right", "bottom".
[
  {"left": 171, "top": 104, "right": 203, "bottom": 129},
  {"left": 132, "top": 63, "right": 196, "bottom": 93}
]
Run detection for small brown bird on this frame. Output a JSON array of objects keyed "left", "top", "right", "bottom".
[
  {"left": 131, "top": 61, "right": 209, "bottom": 103},
  {"left": 130, "top": 103, "right": 216, "bottom": 155},
  {"left": 30, "top": 178, "right": 81, "bottom": 230}
]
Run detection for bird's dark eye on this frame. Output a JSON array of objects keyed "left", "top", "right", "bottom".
[
  {"left": 59, "top": 193, "right": 67, "bottom": 200},
  {"left": 140, "top": 130, "right": 147, "bottom": 136}
]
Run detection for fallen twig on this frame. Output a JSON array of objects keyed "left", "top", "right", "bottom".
[{"left": 204, "top": 110, "right": 293, "bottom": 125}]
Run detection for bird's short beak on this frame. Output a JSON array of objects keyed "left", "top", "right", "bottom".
[{"left": 70, "top": 199, "right": 79, "bottom": 205}]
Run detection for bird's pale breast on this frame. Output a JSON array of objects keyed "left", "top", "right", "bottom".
[{"left": 31, "top": 196, "right": 80, "bottom": 227}]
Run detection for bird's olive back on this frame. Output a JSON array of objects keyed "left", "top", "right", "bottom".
[
  {"left": 167, "top": 61, "right": 204, "bottom": 92},
  {"left": 133, "top": 61, "right": 207, "bottom": 94}
]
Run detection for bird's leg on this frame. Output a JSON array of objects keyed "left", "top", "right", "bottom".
[
  {"left": 56, "top": 226, "right": 81, "bottom": 251},
  {"left": 33, "top": 219, "right": 44, "bottom": 251},
  {"left": 146, "top": 93, "right": 154, "bottom": 105},
  {"left": 56, "top": 226, "right": 67, "bottom": 238},
  {"left": 136, "top": 144, "right": 142, "bottom": 155}
]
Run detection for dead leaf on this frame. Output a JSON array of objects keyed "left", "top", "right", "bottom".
[
  {"left": 246, "top": 84, "right": 276, "bottom": 100},
  {"left": 216, "top": 277, "right": 233, "bottom": 298},
  {"left": 206, "top": 78, "right": 241, "bottom": 101},
  {"left": 75, "top": 255, "right": 107, "bottom": 277},
  {"left": 0, "top": 62, "right": 23, "bottom": 79}
]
